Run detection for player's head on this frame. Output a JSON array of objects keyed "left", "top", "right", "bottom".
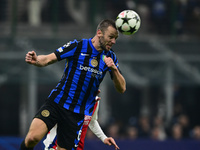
[
  {"left": 97, "top": 19, "right": 117, "bottom": 34},
  {"left": 96, "top": 19, "right": 118, "bottom": 51}
]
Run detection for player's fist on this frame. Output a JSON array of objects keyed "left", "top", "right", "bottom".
[
  {"left": 104, "top": 56, "right": 117, "bottom": 70},
  {"left": 25, "top": 51, "right": 37, "bottom": 64}
]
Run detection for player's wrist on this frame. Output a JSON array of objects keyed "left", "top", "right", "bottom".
[
  {"left": 101, "top": 135, "right": 108, "bottom": 143},
  {"left": 110, "top": 65, "right": 117, "bottom": 71},
  {"left": 33, "top": 60, "right": 39, "bottom": 66}
]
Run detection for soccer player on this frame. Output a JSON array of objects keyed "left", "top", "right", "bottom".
[
  {"left": 20, "top": 19, "right": 126, "bottom": 150},
  {"left": 43, "top": 100, "right": 119, "bottom": 150}
]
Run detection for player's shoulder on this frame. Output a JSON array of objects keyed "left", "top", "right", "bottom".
[
  {"left": 70, "top": 38, "right": 90, "bottom": 46},
  {"left": 73, "top": 38, "right": 90, "bottom": 42},
  {"left": 62, "top": 39, "right": 84, "bottom": 49}
]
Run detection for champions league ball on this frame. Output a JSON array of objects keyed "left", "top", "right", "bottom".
[{"left": 115, "top": 10, "right": 141, "bottom": 35}]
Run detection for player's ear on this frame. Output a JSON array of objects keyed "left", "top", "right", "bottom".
[{"left": 97, "top": 29, "right": 103, "bottom": 37}]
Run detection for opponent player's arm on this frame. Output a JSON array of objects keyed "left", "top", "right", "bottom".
[
  {"left": 25, "top": 51, "right": 57, "bottom": 67},
  {"left": 89, "top": 103, "right": 107, "bottom": 142},
  {"left": 89, "top": 102, "right": 119, "bottom": 150},
  {"left": 104, "top": 56, "right": 126, "bottom": 93}
]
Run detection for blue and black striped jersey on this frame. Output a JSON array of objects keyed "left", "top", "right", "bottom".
[{"left": 48, "top": 38, "right": 120, "bottom": 116}]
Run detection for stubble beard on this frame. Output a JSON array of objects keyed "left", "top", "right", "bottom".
[{"left": 99, "top": 36, "right": 107, "bottom": 51}]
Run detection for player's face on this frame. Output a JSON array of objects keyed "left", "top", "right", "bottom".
[{"left": 99, "top": 26, "right": 118, "bottom": 51}]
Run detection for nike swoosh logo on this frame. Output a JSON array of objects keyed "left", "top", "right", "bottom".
[{"left": 81, "top": 53, "right": 89, "bottom": 56}]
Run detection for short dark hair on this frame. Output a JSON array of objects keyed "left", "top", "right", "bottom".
[{"left": 97, "top": 19, "right": 117, "bottom": 33}]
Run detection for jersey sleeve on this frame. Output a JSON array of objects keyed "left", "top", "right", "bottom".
[
  {"left": 54, "top": 39, "right": 78, "bottom": 61},
  {"left": 108, "top": 52, "right": 122, "bottom": 79}
]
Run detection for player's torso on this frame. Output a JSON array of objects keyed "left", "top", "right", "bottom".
[
  {"left": 64, "top": 39, "right": 108, "bottom": 84},
  {"left": 51, "top": 39, "right": 110, "bottom": 115}
]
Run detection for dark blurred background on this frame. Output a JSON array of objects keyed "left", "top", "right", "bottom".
[{"left": 0, "top": 0, "right": 200, "bottom": 149}]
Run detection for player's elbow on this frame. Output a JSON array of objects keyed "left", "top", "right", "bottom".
[
  {"left": 121, "top": 87, "right": 126, "bottom": 93},
  {"left": 117, "top": 86, "right": 126, "bottom": 94}
]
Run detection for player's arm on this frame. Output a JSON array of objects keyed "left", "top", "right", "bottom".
[
  {"left": 89, "top": 102, "right": 119, "bottom": 150},
  {"left": 111, "top": 67, "right": 126, "bottom": 94},
  {"left": 104, "top": 56, "right": 126, "bottom": 93},
  {"left": 89, "top": 120, "right": 119, "bottom": 150},
  {"left": 25, "top": 51, "right": 57, "bottom": 67}
]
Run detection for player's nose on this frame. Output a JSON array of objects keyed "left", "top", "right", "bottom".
[{"left": 111, "top": 38, "right": 116, "bottom": 44}]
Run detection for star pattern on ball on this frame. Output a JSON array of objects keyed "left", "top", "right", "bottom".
[{"left": 115, "top": 10, "right": 141, "bottom": 35}]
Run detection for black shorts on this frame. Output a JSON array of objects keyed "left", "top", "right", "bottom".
[{"left": 34, "top": 99, "right": 85, "bottom": 150}]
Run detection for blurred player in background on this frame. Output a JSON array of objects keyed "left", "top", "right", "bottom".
[
  {"left": 44, "top": 97, "right": 119, "bottom": 150},
  {"left": 20, "top": 19, "right": 126, "bottom": 150}
]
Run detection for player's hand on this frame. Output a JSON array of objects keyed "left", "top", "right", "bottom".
[
  {"left": 104, "top": 137, "right": 120, "bottom": 150},
  {"left": 104, "top": 56, "right": 117, "bottom": 70},
  {"left": 25, "top": 51, "right": 37, "bottom": 65}
]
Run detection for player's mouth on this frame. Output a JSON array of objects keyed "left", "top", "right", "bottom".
[
  {"left": 106, "top": 44, "right": 112, "bottom": 50},
  {"left": 107, "top": 45, "right": 111, "bottom": 49}
]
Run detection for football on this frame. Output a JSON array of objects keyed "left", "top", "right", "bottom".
[{"left": 115, "top": 10, "right": 141, "bottom": 35}]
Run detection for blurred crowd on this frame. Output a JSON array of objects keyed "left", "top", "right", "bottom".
[
  {"left": 0, "top": 0, "right": 200, "bottom": 37},
  {"left": 86, "top": 84, "right": 200, "bottom": 141},
  {"left": 83, "top": 83, "right": 200, "bottom": 141},
  {"left": 86, "top": 112, "right": 200, "bottom": 141},
  {"left": 107, "top": 0, "right": 200, "bottom": 37}
]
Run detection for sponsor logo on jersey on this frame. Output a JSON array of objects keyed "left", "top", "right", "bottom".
[
  {"left": 41, "top": 110, "right": 50, "bottom": 117},
  {"left": 79, "top": 65, "right": 102, "bottom": 75}
]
